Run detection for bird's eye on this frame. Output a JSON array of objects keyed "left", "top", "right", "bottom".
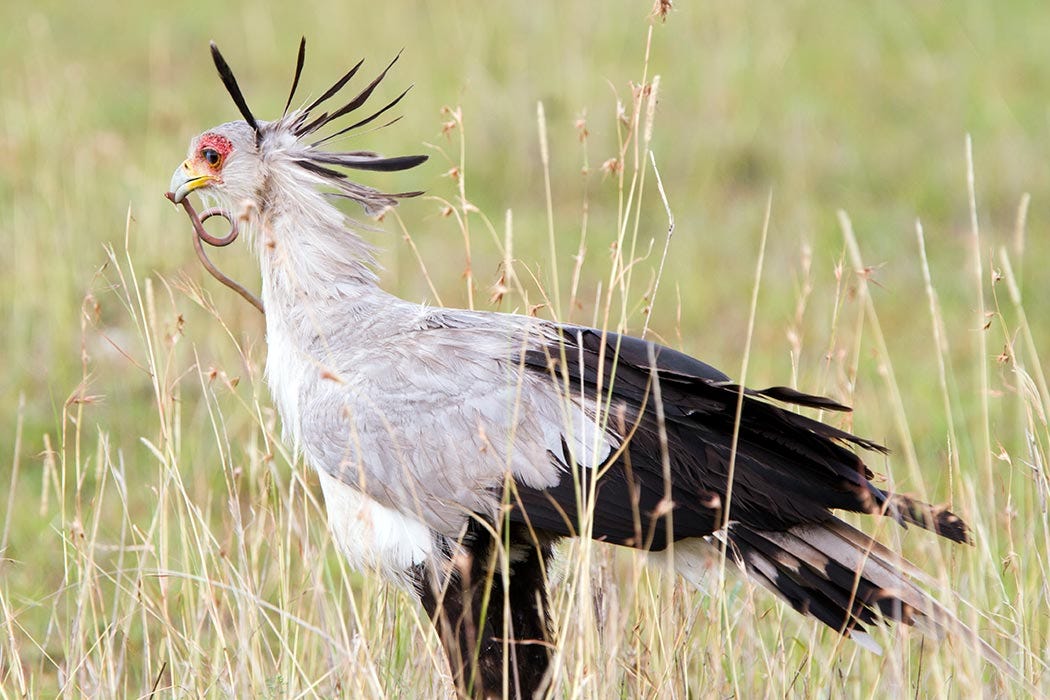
[{"left": 201, "top": 148, "right": 222, "bottom": 167}]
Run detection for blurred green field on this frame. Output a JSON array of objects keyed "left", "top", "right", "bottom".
[{"left": 2, "top": 1, "right": 1049, "bottom": 697}]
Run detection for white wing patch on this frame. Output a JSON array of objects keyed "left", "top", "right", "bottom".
[{"left": 547, "top": 405, "right": 619, "bottom": 470}]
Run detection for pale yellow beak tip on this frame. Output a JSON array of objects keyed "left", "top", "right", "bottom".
[{"left": 170, "top": 161, "right": 210, "bottom": 204}]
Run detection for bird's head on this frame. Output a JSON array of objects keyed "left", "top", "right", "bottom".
[
  {"left": 170, "top": 120, "right": 260, "bottom": 206},
  {"left": 169, "top": 39, "right": 427, "bottom": 216}
]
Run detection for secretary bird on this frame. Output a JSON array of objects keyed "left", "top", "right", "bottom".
[{"left": 170, "top": 40, "right": 980, "bottom": 698}]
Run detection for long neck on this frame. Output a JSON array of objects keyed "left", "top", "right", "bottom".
[
  {"left": 251, "top": 170, "right": 393, "bottom": 447},
  {"left": 252, "top": 167, "right": 387, "bottom": 321}
]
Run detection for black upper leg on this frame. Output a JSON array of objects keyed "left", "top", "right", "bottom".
[{"left": 416, "top": 523, "right": 556, "bottom": 699}]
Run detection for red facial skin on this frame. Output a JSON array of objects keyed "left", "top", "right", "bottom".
[{"left": 195, "top": 133, "right": 234, "bottom": 177}]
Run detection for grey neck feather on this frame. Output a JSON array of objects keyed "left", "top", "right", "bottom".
[{"left": 252, "top": 158, "right": 384, "bottom": 313}]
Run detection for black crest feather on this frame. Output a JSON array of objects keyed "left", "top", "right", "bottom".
[
  {"left": 312, "top": 86, "right": 413, "bottom": 147},
  {"left": 210, "top": 42, "right": 259, "bottom": 140},
  {"left": 283, "top": 37, "right": 308, "bottom": 117},
  {"left": 301, "top": 59, "right": 366, "bottom": 118},
  {"left": 206, "top": 40, "right": 427, "bottom": 212},
  {"left": 309, "top": 152, "right": 429, "bottom": 172}
]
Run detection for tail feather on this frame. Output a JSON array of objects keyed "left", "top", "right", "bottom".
[
  {"left": 730, "top": 526, "right": 910, "bottom": 632},
  {"left": 727, "top": 524, "right": 931, "bottom": 639},
  {"left": 669, "top": 521, "right": 1033, "bottom": 690},
  {"left": 881, "top": 493, "right": 972, "bottom": 544}
]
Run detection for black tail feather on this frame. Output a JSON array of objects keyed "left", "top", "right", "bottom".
[
  {"left": 881, "top": 493, "right": 972, "bottom": 544},
  {"left": 722, "top": 521, "right": 936, "bottom": 648}
]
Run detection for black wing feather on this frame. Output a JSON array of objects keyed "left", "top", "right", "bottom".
[{"left": 509, "top": 323, "right": 966, "bottom": 550}]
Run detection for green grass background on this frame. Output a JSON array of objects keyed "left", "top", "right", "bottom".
[{"left": 2, "top": 1, "right": 1048, "bottom": 697}]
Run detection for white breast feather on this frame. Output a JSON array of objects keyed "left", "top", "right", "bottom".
[{"left": 316, "top": 469, "right": 433, "bottom": 586}]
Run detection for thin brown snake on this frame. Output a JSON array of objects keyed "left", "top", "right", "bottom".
[{"left": 164, "top": 192, "right": 265, "bottom": 315}]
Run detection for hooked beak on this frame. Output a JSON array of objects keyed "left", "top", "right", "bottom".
[{"left": 169, "top": 160, "right": 213, "bottom": 203}]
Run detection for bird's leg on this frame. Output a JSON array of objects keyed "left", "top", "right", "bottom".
[
  {"left": 416, "top": 579, "right": 460, "bottom": 692},
  {"left": 417, "top": 552, "right": 480, "bottom": 698},
  {"left": 417, "top": 525, "right": 554, "bottom": 699},
  {"left": 500, "top": 533, "right": 554, "bottom": 698}
]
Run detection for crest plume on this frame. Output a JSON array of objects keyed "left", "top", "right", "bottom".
[
  {"left": 301, "top": 58, "right": 365, "bottom": 117},
  {"left": 206, "top": 39, "right": 428, "bottom": 213},
  {"left": 209, "top": 41, "right": 260, "bottom": 141},
  {"left": 282, "top": 37, "right": 308, "bottom": 117},
  {"left": 296, "top": 51, "right": 404, "bottom": 138}
]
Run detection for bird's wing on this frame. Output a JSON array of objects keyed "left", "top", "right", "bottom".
[
  {"left": 298, "top": 306, "right": 961, "bottom": 546},
  {"left": 506, "top": 323, "right": 962, "bottom": 550},
  {"left": 295, "top": 308, "right": 593, "bottom": 535}
]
